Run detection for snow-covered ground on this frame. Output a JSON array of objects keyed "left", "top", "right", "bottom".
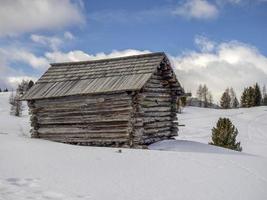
[
  {"left": 0, "top": 92, "right": 267, "bottom": 200},
  {"left": 178, "top": 106, "right": 267, "bottom": 157}
]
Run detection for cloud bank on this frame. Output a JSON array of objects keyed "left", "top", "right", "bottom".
[
  {"left": 1, "top": 32, "right": 266, "bottom": 103},
  {"left": 0, "top": 0, "right": 84, "bottom": 37},
  {"left": 171, "top": 37, "right": 267, "bottom": 102}
]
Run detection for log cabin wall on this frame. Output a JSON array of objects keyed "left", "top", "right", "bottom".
[
  {"left": 132, "top": 59, "right": 180, "bottom": 145},
  {"left": 28, "top": 92, "right": 134, "bottom": 147},
  {"left": 138, "top": 73, "right": 177, "bottom": 145}
]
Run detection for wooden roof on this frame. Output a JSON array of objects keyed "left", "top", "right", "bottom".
[{"left": 22, "top": 52, "right": 169, "bottom": 100}]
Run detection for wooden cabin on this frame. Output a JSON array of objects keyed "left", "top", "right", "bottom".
[{"left": 22, "top": 52, "right": 184, "bottom": 148}]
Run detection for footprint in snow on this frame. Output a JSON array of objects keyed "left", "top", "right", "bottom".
[{"left": 0, "top": 178, "right": 88, "bottom": 200}]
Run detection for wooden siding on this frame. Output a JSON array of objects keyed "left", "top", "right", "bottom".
[{"left": 28, "top": 92, "right": 134, "bottom": 146}]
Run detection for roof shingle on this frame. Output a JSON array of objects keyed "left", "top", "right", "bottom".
[{"left": 22, "top": 52, "right": 166, "bottom": 100}]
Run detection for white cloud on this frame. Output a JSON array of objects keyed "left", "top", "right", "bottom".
[
  {"left": 0, "top": 0, "right": 84, "bottom": 37},
  {"left": 0, "top": 52, "right": 39, "bottom": 89},
  {"left": 30, "top": 35, "right": 63, "bottom": 51},
  {"left": 64, "top": 31, "right": 75, "bottom": 40},
  {"left": 30, "top": 32, "right": 74, "bottom": 50},
  {"left": 194, "top": 35, "right": 216, "bottom": 52},
  {"left": 45, "top": 50, "right": 91, "bottom": 63},
  {"left": 45, "top": 49, "right": 151, "bottom": 63},
  {"left": 173, "top": 0, "right": 218, "bottom": 20},
  {"left": 170, "top": 38, "right": 267, "bottom": 102},
  {"left": 0, "top": 48, "right": 49, "bottom": 70}
]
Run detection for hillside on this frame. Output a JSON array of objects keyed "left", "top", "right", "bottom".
[
  {"left": 0, "top": 92, "right": 267, "bottom": 200},
  {"left": 178, "top": 106, "right": 267, "bottom": 157}
]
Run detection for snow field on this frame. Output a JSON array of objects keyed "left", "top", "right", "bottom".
[{"left": 0, "top": 92, "right": 267, "bottom": 200}]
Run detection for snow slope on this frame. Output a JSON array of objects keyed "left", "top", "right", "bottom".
[
  {"left": 178, "top": 106, "right": 267, "bottom": 157},
  {"left": 0, "top": 92, "right": 267, "bottom": 200}
]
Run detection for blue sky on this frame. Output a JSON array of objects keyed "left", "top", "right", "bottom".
[
  {"left": 81, "top": 0, "right": 267, "bottom": 55},
  {"left": 0, "top": 0, "right": 267, "bottom": 101}
]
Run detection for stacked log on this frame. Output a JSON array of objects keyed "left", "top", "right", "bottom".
[
  {"left": 28, "top": 100, "right": 39, "bottom": 138},
  {"left": 29, "top": 92, "right": 133, "bottom": 147},
  {"left": 136, "top": 73, "right": 177, "bottom": 144}
]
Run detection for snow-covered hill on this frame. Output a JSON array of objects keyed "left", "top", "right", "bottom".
[
  {"left": 178, "top": 106, "right": 267, "bottom": 157},
  {"left": 0, "top": 92, "right": 267, "bottom": 200}
]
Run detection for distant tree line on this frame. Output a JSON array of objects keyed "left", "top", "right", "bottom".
[
  {"left": 194, "top": 82, "right": 267, "bottom": 109},
  {"left": 0, "top": 88, "right": 9, "bottom": 92},
  {"left": 219, "top": 83, "right": 267, "bottom": 109},
  {"left": 9, "top": 80, "right": 34, "bottom": 117}
]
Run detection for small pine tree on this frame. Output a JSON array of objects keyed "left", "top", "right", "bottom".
[
  {"left": 262, "top": 85, "right": 266, "bottom": 98},
  {"left": 0, "top": 88, "right": 2, "bottom": 92},
  {"left": 241, "top": 86, "right": 256, "bottom": 108},
  {"left": 254, "top": 83, "right": 262, "bottom": 106},
  {"left": 180, "top": 96, "right": 187, "bottom": 107},
  {"left": 262, "top": 85, "right": 267, "bottom": 106},
  {"left": 210, "top": 118, "right": 242, "bottom": 151},
  {"left": 263, "top": 95, "right": 267, "bottom": 106},
  {"left": 4, "top": 88, "right": 8, "bottom": 92},
  {"left": 241, "top": 87, "right": 248, "bottom": 107},
  {"left": 233, "top": 97, "right": 239, "bottom": 108},
  {"left": 17, "top": 80, "right": 31, "bottom": 95},
  {"left": 220, "top": 88, "right": 231, "bottom": 109},
  {"left": 207, "top": 92, "right": 213, "bottom": 107},
  {"left": 247, "top": 86, "right": 255, "bottom": 107},
  {"left": 9, "top": 91, "right": 23, "bottom": 117},
  {"left": 196, "top": 84, "right": 203, "bottom": 107},
  {"left": 229, "top": 88, "right": 237, "bottom": 108},
  {"left": 202, "top": 84, "right": 209, "bottom": 108},
  {"left": 28, "top": 80, "right": 34, "bottom": 90}
]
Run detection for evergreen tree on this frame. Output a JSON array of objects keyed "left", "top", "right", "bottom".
[
  {"left": 4, "top": 88, "right": 8, "bottom": 92},
  {"left": 254, "top": 83, "right": 262, "bottom": 106},
  {"left": 207, "top": 92, "right": 213, "bottom": 107},
  {"left": 17, "top": 80, "right": 30, "bottom": 95},
  {"left": 28, "top": 80, "right": 34, "bottom": 90},
  {"left": 263, "top": 95, "right": 267, "bottom": 106},
  {"left": 241, "top": 86, "right": 256, "bottom": 108},
  {"left": 229, "top": 88, "right": 237, "bottom": 108},
  {"left": 202, "top": 84, "right": 209, "bottom": 108},
  {"left": 262, "top": 85, "right": 267, "bottom": 106},
  {"left": 0, "top": 88, "right": 2, "bottom": 92},
  {"left": 241, "top": 87, "right": 248, "bottom": 107},
  {"left": 9, "top": 91, "right": 22, "bottom": 117},
  {"left": 210, "top": 118, "right": 242, "bottom": 151},
  {"left": 196, "top": 84, "right": 203, "bottom": 107},
  {"left": 263, "top": 85, "right": 266, "bottom": 98},
  {"left": 233, "top": 97, "right": 239, "bottom": 108},
  {"left": 220, "top": 88, "right": 231, "bottom": 109},
  {"left": 180, "top": 96, "right": 187, "bottom": 107},
  {"left": 247, "top": 86, "right": 255, "bottom": 107}
]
